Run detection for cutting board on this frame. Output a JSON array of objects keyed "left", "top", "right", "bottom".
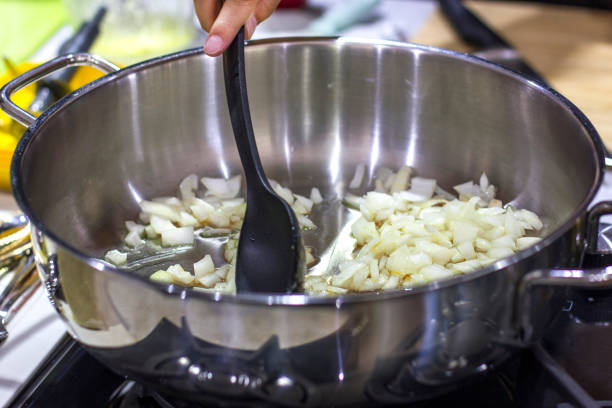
[{"left": 411, "top": 1, "right": 612, "bottom": 149}]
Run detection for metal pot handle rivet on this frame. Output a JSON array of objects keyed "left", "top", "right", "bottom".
[{"left": 0, "top": 53, "right": 120, "bottom": 127}]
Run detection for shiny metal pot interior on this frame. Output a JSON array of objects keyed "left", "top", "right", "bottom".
[{"left": 4, "top": 39, "right": 609, "bottom": 406}]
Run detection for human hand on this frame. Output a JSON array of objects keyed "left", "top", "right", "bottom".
[{"left": 194, "top": 0, "right": 281, "bottom": 57}]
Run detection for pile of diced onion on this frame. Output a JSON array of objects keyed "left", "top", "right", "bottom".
[
  {"left": 303, "top": 166, "right": 543, "bottom": 295},
  {"left": 104, "top": 166, "right": 544, "bottom": 296},
  {"left": 104, "top": 174, "right": 322, "bottom": 294}
]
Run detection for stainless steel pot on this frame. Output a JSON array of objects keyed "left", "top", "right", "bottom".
[{"left": 2, "top": 39, "right": 612, "bottom": 406}]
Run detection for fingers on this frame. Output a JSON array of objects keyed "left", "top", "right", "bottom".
[
  {"left": 193, "top": 0, "right": 220, "bottom": 33},
  {"left": 194, "top": 0, "right": 281, "bottom": 57},
  {"left": 252, "top": 0, "right": 281, "bottom": 25}
]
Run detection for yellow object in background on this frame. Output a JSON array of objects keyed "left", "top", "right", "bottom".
[
  {"left": 0, "top": 130, "right": 18, "bottom": 191},
  {"left": 0, "top": 60, "right": 107, "bottom": 191}
]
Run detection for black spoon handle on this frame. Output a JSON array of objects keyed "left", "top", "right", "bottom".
[{"left": 222, "top": 26, "right": 271, "bottom": 194}]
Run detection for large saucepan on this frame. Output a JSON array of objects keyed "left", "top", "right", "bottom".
[{"left": 2, "top": 39, "right": 612, "bottom": 406}]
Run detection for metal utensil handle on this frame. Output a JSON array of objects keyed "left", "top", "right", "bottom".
[{"left": 0, "top": 53, "right": 120, "bottom": 127}]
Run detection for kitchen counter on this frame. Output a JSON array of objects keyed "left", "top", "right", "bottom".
[{"left": 412, "top": 1, "right": 612, "bottom": 148}]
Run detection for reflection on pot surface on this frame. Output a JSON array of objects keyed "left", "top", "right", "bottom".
[{"left": 7, "top": 38, "right": 610, "bottom": 406}]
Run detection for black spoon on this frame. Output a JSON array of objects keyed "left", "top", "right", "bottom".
[{"left": 222, "top": 26, "right": 304, "bottom": 293}]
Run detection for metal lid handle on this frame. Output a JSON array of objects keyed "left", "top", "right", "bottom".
[{"left": 0, "top": 53, "right": 119, "bottom": 127}]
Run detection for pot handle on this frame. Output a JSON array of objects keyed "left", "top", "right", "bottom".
[
  {"left": 583, "top": 201, "right": 612, "bottom": 266},
  {"left": 518, "top": 267, "right": 612, "bottom": 342},
  {"left": 0, "top": 53, "right": 120, "bottom": 127},
  {"left": 518, "top": 201, "right": 612, "bottom": 342}
]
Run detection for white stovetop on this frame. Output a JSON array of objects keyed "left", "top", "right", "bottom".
[{"left": 0, "top": 290, "right": 65, "bottom": 407}]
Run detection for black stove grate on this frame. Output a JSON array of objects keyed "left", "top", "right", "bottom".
[{"left": 8, "top": 332, "right": 611, "bottom": 408}]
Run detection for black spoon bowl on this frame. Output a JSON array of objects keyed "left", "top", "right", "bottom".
[{"left": 222, "top": 26, "right": 304, "bottom": 293}]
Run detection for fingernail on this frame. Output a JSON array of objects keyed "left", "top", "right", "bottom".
[
  {"left": 245, "top": 16, "right": 258, "bottom": 40},
  {"left": 204, "top": 35, "right": 224, "bottom": 56}
]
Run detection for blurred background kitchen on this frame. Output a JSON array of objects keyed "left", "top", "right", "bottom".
[{"left": 0, "top": 0, "right": 611, "bottom": 198}]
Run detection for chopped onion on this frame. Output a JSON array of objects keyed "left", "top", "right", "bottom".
[
  {"left": 390, "top": 166, "right": 411, "bottom": 193},
  {"left": 294, "top": 194, "right": 314, "bottom": 212},
  {"left": 408, "top": 177, "right": 436, "bottom": 200},
  {"left": 208, "top": 210, "right": 231, "bottom": 228},
  {"left": 198, "top": 273, "right": 221, "bottom": 287},
  {"left": 298, "top": 214, "right": 317, "bottom": 230},
  {"left": 201, "top": 175, "right": 241, "bottom": 198},
  {"left": 349, "top": 163, "right": 366, "bottom": 189},
  {"left": 168, "top": 264, "right": 194, "bottom": 285},
  {"left": 178, "top": 211, "right": 198, "bottom": 227},
  {"left": 150, "top": 270, "right": 173, "bottom": 284},
  {"left": 453, "top": 181, "right": 480, "bottom": 197},
  {"left": 190, "top": 199, "right": 215, "bottom": 222},
  {"left": 194, "top": 255, "right": 215, "bottom": 278},
  {"left": 342, "top": 193, "right": 363, "bottom": 210},
  {"left": 125, "top": 221, "right": 145, "bottom": 236},
  {"left": 310, "top": 188, "right": 323, "bottom": 204},
  {"left": 105, "top": 250, "right": 127, "bottom": 265},
  {"left": 140, "top": 200, "right": 181, "bottom": 223},
  {"left": 144, "top": 225, "right": 157, "bottom": 239},
  {"left": 125, "top": 230, "right": 144, "bottom": 248},
  {"left": 152, "top": 197, "right": 184, "bottom": 210},
  {"left": 179, "top": 174, "right": 199, "bottom": 202},
  {"left": 272, "top": 183, "right": 294, "bottom": 205},
  {"left": 517, "top": 236, "right": 542, "bottom": 250},
  {"left": 479, "top": 173, "right": 489, "bottom": 190},
  {"left": 161, "top": 227, "right": 194, "bottom": 246},
  {"left": 305, "top": 170, "right": 544, "bottom": 295},
  {"left": 150, "top": 215, "right": 176, "bottom": 234}
]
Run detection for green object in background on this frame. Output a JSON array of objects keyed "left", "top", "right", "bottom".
[{"left": 0, "top": 0, "right": 68, "bottom": 73}]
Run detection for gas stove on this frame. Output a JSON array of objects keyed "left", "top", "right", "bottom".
[{"left": 6, "top": 299, "right": 612, "bottom": 408}]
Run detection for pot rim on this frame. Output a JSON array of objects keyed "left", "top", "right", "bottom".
[{"left": 11, "top": 37, "right": 606, "bottom": 306}]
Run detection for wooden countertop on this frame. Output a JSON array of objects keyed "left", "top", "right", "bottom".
[{"left": 411, "top": 1, "right": 612, "bottom": 148}]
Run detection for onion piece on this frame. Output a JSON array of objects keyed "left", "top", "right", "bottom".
[
  {"left": 453, "top": 181, "right": 480, "bottom": 198},
  {"left": 140, "top": 200, "right": 181, "bottom": 223},
  {"left": 194, "top": 255, "right": 215, "bottom": 278},
  {"left": 105, "top": 250, "right": 127, "bottom": 265},
  {"left": 294, "top": 194, "right": 314, "bottom": 213},
  {"left": 517, "top": 236, "right": 541, "bottom": 250},
  {"left": 480, "top": 173, "right": 489, "bottom": 190},
  {"left": 310, "top": 187, "right": 323, "bottom": 204},
  {"left": 125, "top": 221, "right": 145, "bottom": 236},
  {"left": 390, "top": 166, "right": 411, "bottom": 193},
  {"left": 201, "top": 175, "right": 241, "bottom": 198},
  {"left": 150, "top": 215, "right": 176, "bottom": 234},
  {"left": 161, "top": 227, "right": 194, "bottom": 246},
  {"left": 125, "top": 230, "right": 144, "bottom": 248},
  {"left": 168, "top": 264, "right": 194, "bottom": 285},
  {"left": 190, "top": 199, "right": 215, "bottom": 222},
  {"left": 179, "top": 174, "right": 199, "bottom": 202},
  {"left": 178, "top": 211, "right": 199, "bottom": 227},
  {"left": 272, "top": 183, "right": 295, "bottom": 205},
  {"left": 152, "top": 197, "right": 184, "bottom": 210},
  {"left": 150, "top": 270, "right": 173, "bottom": 284},
  {"left": 298, "top": 214, "right": 317, "bottom": 230},
  {"left": 198, "top": 273, "right": 221, "bottom": 288},
  {"left": 349, "top": 163, "right": 366, "bottom": 189}
]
